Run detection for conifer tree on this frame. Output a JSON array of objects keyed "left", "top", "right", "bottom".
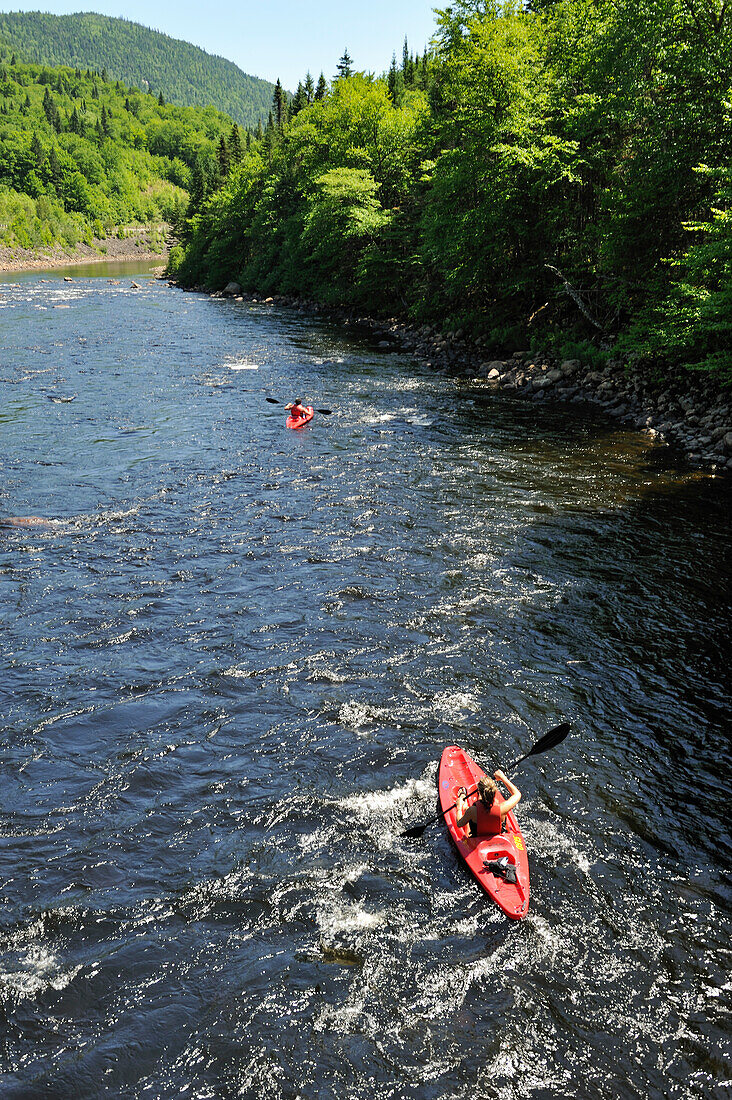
[
  {"left": 273, "top": 79, "right": 286, "bottom": 128},
  {"left": 315, "top": 72, "right": 328, "bottom": 100},
  {"left": 291, "top": 82, "right": 307, "bottom": 116},
  {"left": 336, "top": 49, "right": 353, "bottom": 79},
  {"left": 217, "top": 134, "right": 230, "bottom": 178},
  {"left": 304, "top": 72, "right": 315, "bottom": 104},
  {"left": 48, "top": 144, "right": 61, "bottom": 187},
  {"left": 30, "top": 131, "right": 43, "bottom": 168},
  {"left": 228, "top": 123, "right": 243, "bottom": 164},
  {"left": 388, "top": 52, "right": 404, "bottom": 105},
  {"left": 158, "top": 90, "right": 165, "bottom": 107}
]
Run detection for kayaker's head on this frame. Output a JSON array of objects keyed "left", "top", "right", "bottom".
[{"left": 478, "top": 777, "right": 498, "bottom": 807}]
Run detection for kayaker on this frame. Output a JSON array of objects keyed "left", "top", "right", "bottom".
[
  {"left": 285, "top": 399, "right": 308, "bottom": 419},
  {"left": 455, "top": 770, "right": 521, "bottom": 837}
]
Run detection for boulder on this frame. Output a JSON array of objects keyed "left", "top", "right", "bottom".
[
  {"left": 482, "top": 360, "right": 506, "bottom": 377},
  {"left": 223, "top": 281, "right": 242, "bottom": 296},
  {"left": 487, "top": 368, "right": 501, "bottom": 380}
]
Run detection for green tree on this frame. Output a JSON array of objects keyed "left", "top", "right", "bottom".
[
  {"left": 304, "top": 71, "right": 315, "bottom": 103},
  {"left": 273, "top": 78, "right": 286, "bottom": 127},
  {"left": 229, "top": 122, "right": 243, "bottom": 164},
  {"left": 336, "top": 49, "right": 353, "bottom": 79},
  {"left": 30, "top": 131, "right": 44, "bottom": 168},
  {"left": 216, "top": 133, "right": 230, "bottom": 179},
  {"left": 291, "top": 81, "right": 307, "bottom": 116}
]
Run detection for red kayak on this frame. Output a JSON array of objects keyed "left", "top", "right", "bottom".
[
  {"left": 286, "top": 406, "right": 314, "bottom": 429},
  {"left": 438, "top": 745, "right": 530, "bottom": 920}
]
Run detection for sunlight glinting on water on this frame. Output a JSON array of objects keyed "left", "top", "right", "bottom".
[{"left": 0, "top": 270, "right": 729, "bottom": 1099}]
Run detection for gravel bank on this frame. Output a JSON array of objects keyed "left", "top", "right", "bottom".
[{"left": 0, "top": 227, "right": 169, "bottom": 272}]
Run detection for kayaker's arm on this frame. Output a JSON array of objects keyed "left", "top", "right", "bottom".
[
  {"left": 494, "top": 769, "right": 521, "bottom": 815},
  {"left": 454, "top": 787, "right": 475, "bottom": 829}
]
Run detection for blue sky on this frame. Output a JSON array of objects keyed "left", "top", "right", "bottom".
[{"left": 1, "top": 2, "right": 441, "bottom": 88}]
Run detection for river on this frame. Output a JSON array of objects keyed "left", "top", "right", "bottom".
[{"left": 1, "top": 265, "right": 729, "bottom": 1099}]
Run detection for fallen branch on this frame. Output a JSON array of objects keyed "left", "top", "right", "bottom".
[{"left": 545, "top": 264, "right": 604, "bottom": 331}]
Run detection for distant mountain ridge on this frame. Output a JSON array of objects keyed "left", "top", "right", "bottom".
[{"left": 0, "top": 10, "right": 275, "bottom": 128}]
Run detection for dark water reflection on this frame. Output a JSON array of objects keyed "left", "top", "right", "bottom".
[{"left": 0, "top": 270, "right": 730, "bottom": 1099}]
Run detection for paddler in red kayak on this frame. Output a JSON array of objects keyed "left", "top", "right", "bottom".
[
  {"left": 285, "top": 399, "right": 308, "bottom": 419},
  {"left": 455, "top": 770, "right": 521, "bottom": 837}
]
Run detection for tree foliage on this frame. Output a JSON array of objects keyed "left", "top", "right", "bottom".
[
  {"left": 0, "top": 56, "right": 233, "bottom": 250},
  {"left": 0, "top": 11, "right": 275, "bottom": 128},
  {"left": 169, "top": 0, "right": 732, "bottom": 380}
]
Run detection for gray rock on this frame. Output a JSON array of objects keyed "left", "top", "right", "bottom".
[{"left": 223, "top": 281, "right": 242, "bottom": 296}]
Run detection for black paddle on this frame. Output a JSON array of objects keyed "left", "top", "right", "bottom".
[
  {"left": 401, "top": 721, "right": 570, "bottom": 839},
  {"left": 265, "top": 397, "right": 332, "bottom": 414}
]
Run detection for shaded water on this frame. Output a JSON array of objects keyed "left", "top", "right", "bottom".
[{"left": 1, "top": 270, "right": 730, "bottom": 1099}]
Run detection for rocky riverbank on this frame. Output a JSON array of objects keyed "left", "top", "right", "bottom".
[
  {"left": 0, "top": 226, "right": 169, "bottom": 272},
  {"left": 183, "top": 280, "right": 732, "bottom": 476}
]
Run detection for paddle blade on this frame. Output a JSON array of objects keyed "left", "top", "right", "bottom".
[
  {"left": 402, "top": 821, "right": 430, "bottom": 839},
  {"left": 265, "top": 397, "right": 279, "bottom": 405},
  {"left": 316, "top": 408, "right": 332, "bottom": 415},
  {"left": 510, "top": 722, "right": 570, "bottom": 768},
  {"left": 528, "top": 721, "right": 570, "bottom": 756}
]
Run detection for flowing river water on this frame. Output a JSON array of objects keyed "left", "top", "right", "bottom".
[{"left": 0, "top": 265, "right": 730, "bottom": 1099}]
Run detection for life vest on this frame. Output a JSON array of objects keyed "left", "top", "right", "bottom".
[{"left": 474, "top": 795, "right": 503, "bottom": 836}]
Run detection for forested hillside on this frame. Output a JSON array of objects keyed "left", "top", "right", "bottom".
[
  {"left": 0, "top": 54, "right": 237, "bottom": 253},
  {"left": 171, "top": 0, "right": 732, "bottom": 382},
  {"left": 0, "top": 11, "right": 274, "bottom": 128}
]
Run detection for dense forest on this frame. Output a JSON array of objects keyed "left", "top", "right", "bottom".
[
  {"left": 172, "top": 0, "right": 732, "bottom": 382},
  {"left": 0, "top": 53, "right": 237, "bottom": 252},
  {"left": 0, "top": 12, "right": 275, "bottom": 129}
]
